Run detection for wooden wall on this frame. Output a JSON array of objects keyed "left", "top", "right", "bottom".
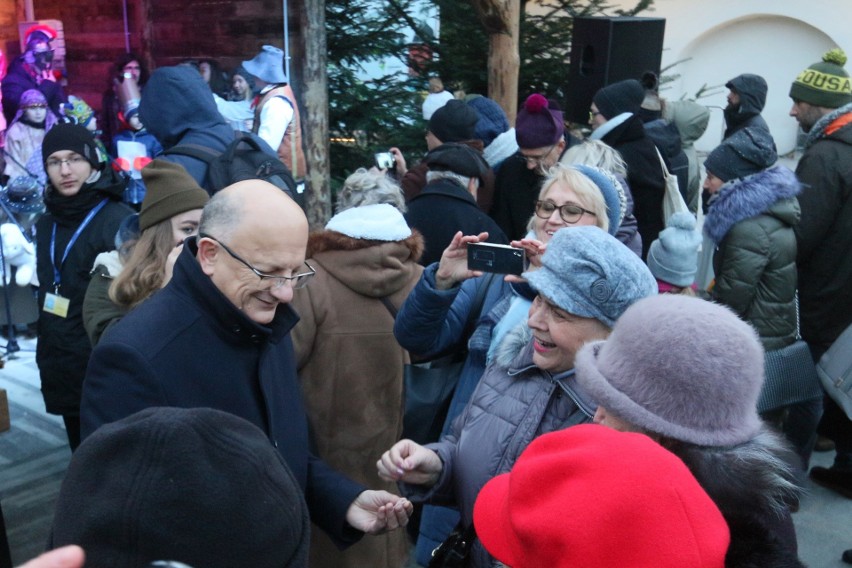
[{"left": 1, "top": 0, "right": 303, "bottom": 115}]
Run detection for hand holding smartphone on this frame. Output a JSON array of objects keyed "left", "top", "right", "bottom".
[{"left": 467, "top": 242, "right": 525, "bottom": 276}]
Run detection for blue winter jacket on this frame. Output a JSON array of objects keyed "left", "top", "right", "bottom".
[
  {"left": 393, "top": 263, "right": 511, "bottom": 564},
  {"left": 138, "top": 65, "right": 275, "bottom": 194}
]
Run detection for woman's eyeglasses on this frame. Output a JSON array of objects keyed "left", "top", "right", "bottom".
[{"left": 534, "top": 200, "right": 596, "bottom": 224}]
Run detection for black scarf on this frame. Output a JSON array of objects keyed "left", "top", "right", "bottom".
[
  {"left": 44, "top": 182, "right": 109, "bottom": 226},
  {"left": 20, "top": 116, "right": 46, "bottom": 129}
]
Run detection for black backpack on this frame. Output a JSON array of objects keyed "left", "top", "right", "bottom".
[{"left": 165, "top": 132, "right": 297, "bottom": 199}]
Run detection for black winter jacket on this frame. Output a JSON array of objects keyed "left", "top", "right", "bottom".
[
  {"left": 405, "top": 177, "right": 508, "bottom": 266},
  {"left": 35, "top": 169, "right": 132, "bottom": 415},
  {"left": 597, "top": 114, "right": 666, "bottom": 258},
  {"left": 794, "top": 104, "right": 852, "bottom": 351}
]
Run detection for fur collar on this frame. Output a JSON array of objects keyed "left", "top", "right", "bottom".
[
  {"left": 493, "top": 322, "right": 532, "bottom": 369},
  {"left": 306, "top": 229, "right": 424, "bottom": 262},
  {"left": 703, "top": 165, "right": 801, "bottom": 244},
  {"left": 804, "top": 102, "right": 852, "bottom": 148}
]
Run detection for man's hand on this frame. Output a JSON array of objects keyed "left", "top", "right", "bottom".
[
  {"left": 434, "top": 231, "right": 489, "bottom": 290},
  {"left": 377, "top": 439, "right": 443, "bottom": 486},
  {"left": 345, "top": 490, "right": 414, "bottom": 535},
  {"left": 17, "top": 546, "right": 85, "bottom": 568}
]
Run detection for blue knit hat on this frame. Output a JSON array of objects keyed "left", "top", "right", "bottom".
[
  {"left": 703, "top": 126, "right": 777, "bottom": 182},
  {"left": 571, "top": 165, "right": 625, "bottom": 236},
  {"left": 524, "top": 226, "right": 657, "bottom": 327},
  {"left": 466, "top": 95, "right": 510, "bottom": 147},
  {"left": 647, "top": 213, "right": 701, "bottom": 287}
]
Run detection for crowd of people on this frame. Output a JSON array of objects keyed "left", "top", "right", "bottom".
[{"left": 0, "top": 22, "right": 850, "bottom": 568}]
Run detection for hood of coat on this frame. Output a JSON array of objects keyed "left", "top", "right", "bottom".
[
  {"left": 663, "top": 100, "right": 711, "bottom": 146},
  {"left": 139, "top": 66, "right": 231, "bottom": 149},
  {"left": 728, "top": 74, "right": 768, "bottom": 115},
  {"left": 306, "top": 229, "right": 424, "bottom": 298},
  {"left": 704, "top": 165, "right": 801, "bottom": 244},
  {"left": 493, "top": 322, "right": 533, "bottom": 370}
]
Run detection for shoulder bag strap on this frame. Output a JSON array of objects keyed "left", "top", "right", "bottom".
[{"left": 380, "top": 296, "right": 398, "bottom": 319}]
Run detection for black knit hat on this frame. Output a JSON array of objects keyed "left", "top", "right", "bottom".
[
  {"left": 139, "top": 159, "right": 210, "bottom": 231},
  {"left": 429, "top": 99, "right": 479, "bottom": 143},
  {"left": 42, "top": 122, "right": 103, "bottom": 170},
  {"left": 50, "top": 407, "right": 310, "bottom": 568},
  {"left": 425, "top": 142, "right": 489, "bottom": 182},
  {"left": 593, "top": 79, "right": 646, "bottom": 120},
  {"left": 703, "top": 126, "right": 777, "bottom": 182}
]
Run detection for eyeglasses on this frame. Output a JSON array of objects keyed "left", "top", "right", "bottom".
[
  {"left": 45, "top": 156, "right": 89, "bottom": 171},
  {"left": 534, "top": 200, "right": 596, "bottom": 224},
  {"left": 521, "top": 144, "right": 557, "bottom": 167},
  {"left": 589, "top": 110, "right": 602, "bottom": 123},
  {"left": 200, "top": 234, "right": 315, "bottom": 290}
]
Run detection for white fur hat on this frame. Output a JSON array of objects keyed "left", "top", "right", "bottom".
[{"left": 325, "top": 203, "right": 411, "bottom": 241}]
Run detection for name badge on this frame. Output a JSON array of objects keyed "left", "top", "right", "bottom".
[{"left": 43, "top": 292, "right": 70, "bottom": 318}]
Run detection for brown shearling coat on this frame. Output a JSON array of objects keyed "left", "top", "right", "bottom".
[{"left": 291, "top": 229, "right": 424, "bottom": 568}]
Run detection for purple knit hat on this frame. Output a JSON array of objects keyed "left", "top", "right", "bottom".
[
  {"left": 515, "top": 94, "right": 564, "bottom": 149},
  {"left": 574, "top": 294, "right": 765, "bottom": 446}
]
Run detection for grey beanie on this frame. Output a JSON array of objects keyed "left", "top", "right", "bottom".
[
  {"left": 646, "top": 212, "right": 701, "bottom": 287},
  {"left": 51, "top": 407, "right": 310, "bottom": 568},
  {"left": 703, "top": 126, "right": 777, "bottom": 182},
  {"left": 574, "top": 294, "right": 765, "bottom": 446},
  {"left": 523, "top": 226, "right": 657, "bottom": 327}
]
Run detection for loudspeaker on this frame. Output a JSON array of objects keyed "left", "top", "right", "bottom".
[{"left": 565, "top": 16, "right": 666, "bottom": 124}]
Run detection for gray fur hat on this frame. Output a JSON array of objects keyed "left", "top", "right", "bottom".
[
  {"left": 523, "top": 226, "right": 657, "bottom": 327},
  {"left": 575, "top": 294, "right": 765, "bottom": 446},
  {"left": 646, "top": 212, "right": 701, "bottom": 287}
]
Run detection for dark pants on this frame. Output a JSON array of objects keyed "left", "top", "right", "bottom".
[{"left": 63, "top": 414, "right": 81, "bottom": 452}]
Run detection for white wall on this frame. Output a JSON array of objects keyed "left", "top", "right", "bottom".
[{"left": 605, "top": 0, "right": 851, "bottom": 154}]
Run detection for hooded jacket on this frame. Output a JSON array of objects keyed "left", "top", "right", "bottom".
[
  {"left": 724, "top": 74, "right": 772, "bottom": 141},
  {"left": 704, "top": 165, "right": 801, "bottom": 351},
  {"left": 35, "top": 168, "right": 132, "bottom": 415},
  {"left": 290, "top": 229, "right": 423, "bottom": 568},
  {"left": 139, "top": 65, "right": 275, "bottom": 193},
  {"left": 664, "top": 100, "right": 711, "bottom": 213},
  {"left": 2, "top": 55, "right": 67, "bottom": 123},
  {"left": 400, "top": 324, "right": 596, "bottom": 568},
  {"left": 794, "top": 103, "right": 852, "bottom": 351},
  {"left": 704, "top": 166, "right": 800, "bottom": 351}
]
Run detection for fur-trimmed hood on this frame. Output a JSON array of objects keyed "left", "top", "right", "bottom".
[
  {"left": 306, "top": 229, "right": 424, "bottom": 298},
  {"left": 704, "top": 165, "right": 801, "bottom": 244},
  {"left": 493, "top": 322, "right": 532, "bottom": 370},
  {"left": 672, "top": 427, "right": 804, "bottom": 567}
]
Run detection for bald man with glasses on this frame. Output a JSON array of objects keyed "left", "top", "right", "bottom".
[{"left": 81, "top": 180, "right": 412, "bottom": 548}]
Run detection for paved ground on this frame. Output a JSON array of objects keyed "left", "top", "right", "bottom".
[{"left": 0, "top": 335, "right": 849, "bottom": 566}]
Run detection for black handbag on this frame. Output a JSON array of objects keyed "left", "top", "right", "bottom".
[
  {"left": 382, "top": 272, "right": 494, "bottom": 445},
  {"left": 428, "top": 521, "right": 477, "bottom": 568},
  {"left": 757, "top": 294, "right": 823, "bottom": 413}
]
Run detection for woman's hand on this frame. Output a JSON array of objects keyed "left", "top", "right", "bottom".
[
  {"left": 388, "top": 147, "right": 407, "bottom": 176},
  {"left": 377, "top": 439, "right": 443, "bottom": 487},
  {"left": 501, "top": 238, "right": 546, "bottom": 283},
  {"left": 434, "top": 231, "right": 488, "bottom": 290}
]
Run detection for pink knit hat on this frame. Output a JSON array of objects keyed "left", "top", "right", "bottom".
[{"left": 474, "top": 424, "right": 730, "bottom": 568}]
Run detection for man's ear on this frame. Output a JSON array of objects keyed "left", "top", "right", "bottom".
[{"left": 196, "top": 237, "right": 219, "bottom": 276}]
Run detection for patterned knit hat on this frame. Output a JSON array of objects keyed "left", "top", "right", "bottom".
[{"left": 789, "top": 48, "right": 852, "bottom": 108}]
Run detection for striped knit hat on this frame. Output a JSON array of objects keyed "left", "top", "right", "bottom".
[{"left": 789, "top": 48, "right": 852, "bottom": 108}]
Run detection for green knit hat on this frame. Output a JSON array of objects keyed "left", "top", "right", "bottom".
[
  {"left": 789, "top": 48, "right": 852, "bottom": 108},
  {"left": 139, "top": 160, "right": 209, "bottom": 231}
]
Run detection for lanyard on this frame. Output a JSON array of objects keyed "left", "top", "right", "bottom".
[{"left": 50, "top": 198, "right": 109, "bottom": 292}]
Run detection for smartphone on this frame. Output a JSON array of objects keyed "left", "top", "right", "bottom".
[
  {"left": 374, "top": 152, "right": 395, "bottom": 170},
  {"left": 467, "top": 242, "right": 525, "bottom": 275}
]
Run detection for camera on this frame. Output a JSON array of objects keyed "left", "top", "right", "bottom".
[
  {"left": 467, "top": 243, "right": 525, "bottom": 276},
  {"left": 374, "top": 152, "right": 395, "bottom": 170}
]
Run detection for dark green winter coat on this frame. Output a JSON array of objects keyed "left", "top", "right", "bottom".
[{"left": 705, "top": 165, "right": 801, "bottom": 351}]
